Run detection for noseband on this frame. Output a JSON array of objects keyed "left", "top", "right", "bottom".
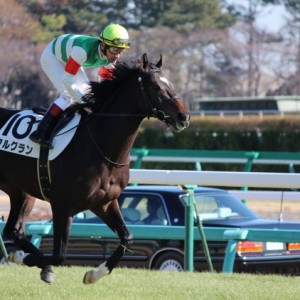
[{"left": 138, "top": 68, "right": 179, "bottom": 122}]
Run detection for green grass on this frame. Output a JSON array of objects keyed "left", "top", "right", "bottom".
[{"left": 0, "top": 266, "right": 300, "bottom": 300}]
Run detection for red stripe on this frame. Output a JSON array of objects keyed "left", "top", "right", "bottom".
[
  {"left": 65, "top": 57, "right": 81, "bottom": 75},
  {"left": 48, "top": 103, "right": 63, "bottom": 117}
]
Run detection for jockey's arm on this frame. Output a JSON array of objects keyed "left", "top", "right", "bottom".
[{"left": 62, "top": 47, "right": 88, "bottom": 103}]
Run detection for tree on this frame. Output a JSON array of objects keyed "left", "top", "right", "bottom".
[
  {"left": 160, "top": 0, "right": 235, "bottom": 31},
  {"left": 17, "top": 0, "right": 109, "bottom": 38},
  {"left": 0, "top": 0, "right": 51, "bottom": 108},
  {"left": 27, "top": 14, "right": 67, "bottom": 43},
  {"left": 9, "top": 0, "right": 238, "bottom": 108},
  {"left": 18, "top": 0, "right": 235, "bottom": 35},
  {"left": 265, "top": 0, "right": 300, "bottom": 95},
  {"left": 219, "top": 0, "right": 288, "bottom": 97},
  {"left": 281, "top": 0, "right": 300, "bottom": 94},
  {"left": 7, "top": 0, "right": 298, "bottom": 108}
]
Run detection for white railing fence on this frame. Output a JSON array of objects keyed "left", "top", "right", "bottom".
[{"left": 129, "top": 169, "right": 300, "bottom": 189}]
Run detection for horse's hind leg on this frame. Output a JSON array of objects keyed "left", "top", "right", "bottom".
[
  {"left": 4, "top": 189, "right": 39, "bottom": 254},
  {"left": 83, "top": 199, "right": 132, "bottom": 284},
  {"left": 2, "top": 187, "right": 54, "bottom": 283},
  {"left": 19, "top": 200, "right": 73, "bottom": 283}
]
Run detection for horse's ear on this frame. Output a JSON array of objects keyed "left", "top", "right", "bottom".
[
  {"left": 156, "top": 54, "right": 162, "bottom": 69},
  {"left": 141, "top": 53, "right": 149, "bottom": 71}
]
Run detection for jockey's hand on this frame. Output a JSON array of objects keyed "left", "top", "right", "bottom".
[
  {"left": 80, "top": 96, "right": 94, "bottom": 108},
  {"left": 99, "top": 66, "right": 114, "bottom": 80},
  {"left": 72, "top": 95, "right": 88, "bottom": 105},
  {"left": 81, "top": 95, "right": 89, "bottom": 103}
]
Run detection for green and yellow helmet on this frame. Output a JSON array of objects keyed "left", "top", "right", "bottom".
[{"left": 99, "top": 24, "right": 130, "bottom": 49}]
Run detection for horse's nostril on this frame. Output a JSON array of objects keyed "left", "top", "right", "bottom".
[{"left": 178, "top": 112, "right": 190, "bottom": 122}]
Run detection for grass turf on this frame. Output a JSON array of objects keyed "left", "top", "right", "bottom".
[{"left": 0, "top": 266, "right": 299, "bottom": 300}]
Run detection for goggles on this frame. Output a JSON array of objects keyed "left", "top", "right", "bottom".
[
  {"left": 107, "top": 47, "right": 125, "bottom": 55},
  {"left": 101, "top": 37, "right": 131, "bottom": 48}
]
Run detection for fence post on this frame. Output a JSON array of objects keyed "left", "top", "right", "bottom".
[
  {"left": 193, "top": 197, "right": 214, "bottom": 272},
  {"left": 195, "top": 161, "right": 202, "bottom": 171},
  {"left": 184, "top": 187, "right": 194, "bottom": 272},
  {"left": 131, "top": 149, "right": 149, "bottom": 169},
  {"left": 0, "top": 234, "right": 8, "bottom": 263},
  {"left": 242, "top": 152, "right": 259, "bottom": 191}
]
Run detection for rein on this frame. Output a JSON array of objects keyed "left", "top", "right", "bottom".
[
  {"left": 84, "top": 74, "right": 156, "bottom": 168},
  {"left": 86, "top": 123, "right": 130, "bottom": 168},
  {"left": 60, "top": 69, "right": 179, "bottom": 168}
]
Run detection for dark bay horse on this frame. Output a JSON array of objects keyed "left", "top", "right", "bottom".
[{"left": 0, "top": 53, "right": 190, "bottom": 284}]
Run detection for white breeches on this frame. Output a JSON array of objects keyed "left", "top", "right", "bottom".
[{"left": 40, "top": 42, "right": 90, "bottom": 110}]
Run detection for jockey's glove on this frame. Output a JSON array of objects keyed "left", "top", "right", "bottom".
[
  {"left": 72, "top": 96, "right": 90, "bottom": 106},
  {"left": 81, "top": 96, "right": 89, "bottom": 103}
]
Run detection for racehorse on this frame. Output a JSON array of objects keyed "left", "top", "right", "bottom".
[{"left": 0, "top": 53, "right": 190, "bottom": 284}]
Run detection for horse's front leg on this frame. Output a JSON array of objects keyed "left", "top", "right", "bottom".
[{"left": 83, "top": 199, "right": 132, "bottom": 284}]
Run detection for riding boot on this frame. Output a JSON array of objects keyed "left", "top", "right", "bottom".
[{"left": 29, "top": 110, "right": 60, "bottom": 149}]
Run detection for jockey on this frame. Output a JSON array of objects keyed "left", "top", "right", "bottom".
[{"left": 29, "top": 23, "right": 130, "bottom": 148}]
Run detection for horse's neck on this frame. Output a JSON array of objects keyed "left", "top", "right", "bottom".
[
  {"left": 89, "top": 115, "right": 143, "bottom": 164},
  {"left": 89, "top": 77, "right": 145, "bottom": 163}
]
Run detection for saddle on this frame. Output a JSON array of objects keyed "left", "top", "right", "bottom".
[
  {"left": 31, "top": 104, "right": 91, "bottom": 200},
  {"left": 32, "top": 103, "right": 89, "bottom": 142}
]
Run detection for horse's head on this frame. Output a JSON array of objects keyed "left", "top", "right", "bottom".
[
  {"left": 138, "top": 53, "right": 190, "bottom": 131},
  {"left": 86, "top": 53, "right": 190, "bottom": 131}
]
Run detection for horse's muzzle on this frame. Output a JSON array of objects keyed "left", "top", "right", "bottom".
[
  {"left": 168, "top": 112, "right": 190, "bottom": 131},
  {"left": 178, "top": 112, "right": 190, "bottom": 130}
]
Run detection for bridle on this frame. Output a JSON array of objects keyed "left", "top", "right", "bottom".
[
  {"left": 79, "top": 68, "right": 180, "bottom": 167},
  {"left": 137, "top": 69, "right": 180, "bottom": 121},
  {"left": 88, "top": 67, "right": 179, "bottom": 121}
]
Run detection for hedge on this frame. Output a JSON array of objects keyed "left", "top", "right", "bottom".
[{"left": 132, "top": 117, "right": 300, "bottom": 172}]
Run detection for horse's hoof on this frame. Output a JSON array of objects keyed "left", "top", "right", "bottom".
[
  {"left": 83, "top": 270, "right": 95, "bottom": 284},
  {"left": 40, "top": 269, "right": 55, "bottom": 284},
  {"left": 8, "top": 250, "right": 28, "bottom": 265},
  {"left": 83, "top": 262, "right": 110, "bottom": 284}
]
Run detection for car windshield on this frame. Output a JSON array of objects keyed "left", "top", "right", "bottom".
[
  {"left": 73, "top": 193, "right": 169, "bottom": 225},
  {"left": 181, "top": 192, "right": 258, "bottom": 221}
]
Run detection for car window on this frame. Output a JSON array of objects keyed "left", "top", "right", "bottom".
[
  {"left": 73, "top": 210, "right": 103, "bottom": 223},
  {"left": 181, "top": 192, "right": 257, "bottom": 221},
  {"left": 195, "top": 196, "right": 219, "bottom": 213},
  {"left": 74, "top": 210, "right": 96, "bottom": 220},
  {"left": 119, "top": 194, "right": 169, "bottom": 225},
  {"left": 73, "top": 194, "right": 169, "bottom": 226}
]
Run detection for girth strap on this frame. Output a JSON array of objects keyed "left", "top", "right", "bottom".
[{"left": 37, "top": 147, "right": 51, "bottom": 201}]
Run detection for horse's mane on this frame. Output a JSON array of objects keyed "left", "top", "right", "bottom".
[{"left": 86, "top": 58, "right": 141, "bottom": 101}]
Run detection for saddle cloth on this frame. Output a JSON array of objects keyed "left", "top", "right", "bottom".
[{"left": 0, "top": 110, "right": 81, "bottom": 160}]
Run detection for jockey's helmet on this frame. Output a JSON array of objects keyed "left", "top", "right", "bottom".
[{"left": 99, "top": 24, "right": 130, "bottom": 49}]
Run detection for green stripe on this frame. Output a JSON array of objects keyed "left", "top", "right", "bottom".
[
  {"left": 61, "top": 34, "right": 73, "bottom": 62},
  {"left": 52, "top": 38, "right": 57, "bottom": 55}
]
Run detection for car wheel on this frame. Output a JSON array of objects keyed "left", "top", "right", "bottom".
[{"left": 153, "top": 252, "right": 184, "bottom": 271}]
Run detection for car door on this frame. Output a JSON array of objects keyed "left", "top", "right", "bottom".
[{"left": 102, "top": 192, "right": 170, "bottom": 268}]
